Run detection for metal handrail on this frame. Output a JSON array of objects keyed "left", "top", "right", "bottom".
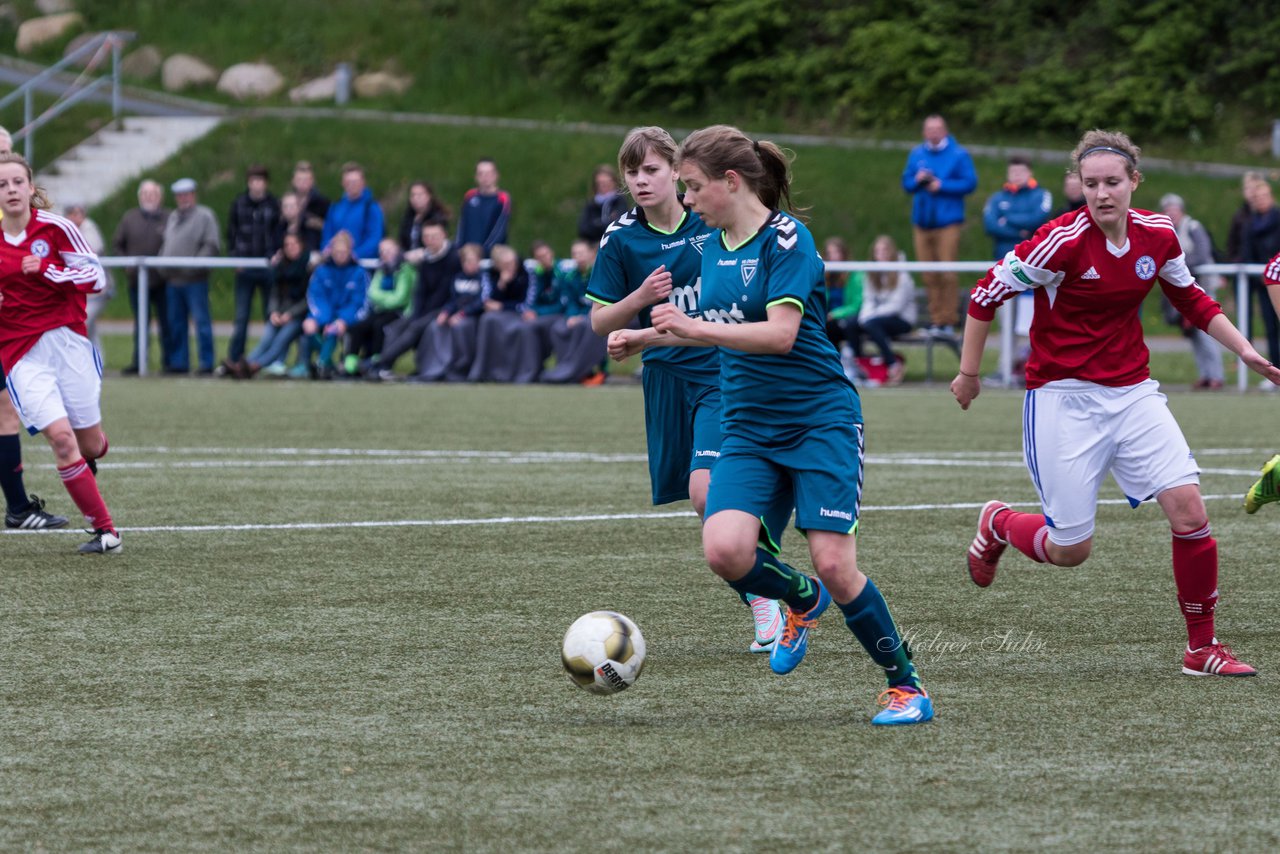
[{"left": 3, "top": 30, "right": 135, "bottom": 163}]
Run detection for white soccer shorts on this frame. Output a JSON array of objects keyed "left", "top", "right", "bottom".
[
  {"left": 1022, "top": 378, "right": 1199, "bottom": 546},
  {"left": 5, "top": 326, "right": 103, "bottom": 434}
]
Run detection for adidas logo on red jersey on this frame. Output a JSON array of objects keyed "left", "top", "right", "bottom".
[{"left": 1081, "top": 266, "right": 1101, "bottom": 280}]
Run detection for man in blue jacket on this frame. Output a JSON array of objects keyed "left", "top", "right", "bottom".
[
  {"left": 321, "top": 162, "right": 385, "bottom": 260},
  {"left": 900, "top": 114, "right": 977, "bottom": 336}
]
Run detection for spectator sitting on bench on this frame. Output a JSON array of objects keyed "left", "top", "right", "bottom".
[{"left": 848, "top": 234, "right": 917, "bottom": 386}]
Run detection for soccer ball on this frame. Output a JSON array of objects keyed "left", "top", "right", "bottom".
[{"left": 561, "top": 611, "right": 646, "bottom": 695}]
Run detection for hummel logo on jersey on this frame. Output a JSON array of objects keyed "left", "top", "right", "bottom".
[
  {"left": 770, "top": 213, "right": 798, "bottom": 250},
  {"left": 1081, "top": 266, "right": 1101, "bottom": 280},
  {"left": 661, "top": 238, "right": 686, "bottom": 250},
  {"left": 717, "top": 258, "right": 738, "bottom": 266},
  {"left": 741, "top": 259, "right": 758, "bottom": 286},
  {"left": 599, "top": 211, "right": 636, "bottom": 248}
]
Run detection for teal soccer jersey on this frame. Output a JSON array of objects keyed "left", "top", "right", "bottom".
[
  {"left": 586, "top": 205, "right": 720, "bottom": 386},
  {"left": 699, "top": 211, "right": 861, "bottom": 445}
]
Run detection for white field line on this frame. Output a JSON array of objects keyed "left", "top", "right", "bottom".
[
  {"left": 21, "top": 444, "right": 1265, "bottom": 476},
  {"left": 6, "top": 447, "right": 1263, "bottom": 536},
  {"left": 1, "top": 495, "right": 1252, "bottom": 536}
]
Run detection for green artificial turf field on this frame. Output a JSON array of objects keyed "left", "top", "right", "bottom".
[{"left": 2, "top": 376, "right": 1277, "bottom": 851}]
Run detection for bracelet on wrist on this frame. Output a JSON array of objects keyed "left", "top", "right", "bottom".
[{"left": 959, "top": 369, "right": 979, "bottom": 378}]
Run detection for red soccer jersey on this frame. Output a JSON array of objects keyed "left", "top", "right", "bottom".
[
  {"left": 968, "top": 207, "right": 1222, "bottom": 389},
  {"left": 0, "top": 207, "right": 106, "bottom": 369},
  {"left": 1264, "top": 251, "right": 1280, "bottom": 287}
]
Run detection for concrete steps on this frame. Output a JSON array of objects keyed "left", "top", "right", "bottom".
[{"left": 36, "top": 116, "right": 222, "bottom": 210}]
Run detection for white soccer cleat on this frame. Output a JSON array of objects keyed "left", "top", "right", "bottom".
[{"left": 747, "top": 595, "right": 783, "bottom": 653}]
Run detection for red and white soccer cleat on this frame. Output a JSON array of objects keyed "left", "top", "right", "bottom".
[
  {"left": 1182, "top": 642, "right": 1258, "bottom": 677},
  {"left": 967, "top": 500, "right": 1010, "bottom": 588}
]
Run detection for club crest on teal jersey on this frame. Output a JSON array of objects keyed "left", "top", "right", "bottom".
[{"left": 741, "top": 259, "right": 758, "bottom": 286}]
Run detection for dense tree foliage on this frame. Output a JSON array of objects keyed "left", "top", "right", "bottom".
[{"left": 526, "top": 0, "right": 1280, "bottom": 138}]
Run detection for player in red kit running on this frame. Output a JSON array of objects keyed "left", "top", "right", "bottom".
[
  {"left": 951, "top": 130, "right": 1280, "bottom": 677},
  {"left": 0, "top": 152, "right": 119, "bottom": 554},
  {"left": 1242, "top": 251, "right": 1280, "bottom": 513}
]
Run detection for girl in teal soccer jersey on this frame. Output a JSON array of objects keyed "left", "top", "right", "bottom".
[
  {"left": 645, "top": 124, "right": 933, "bottom": 725},
  {"left": 593, "top": 126, "right": 785, "bottom": 654}
]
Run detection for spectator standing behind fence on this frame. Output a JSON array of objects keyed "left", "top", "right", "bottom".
[
  {"left": 293, "top": 231, "right": 367, "bottom": 380},
  {"left": 415, "top": 242, "right": 490, "bottom": 382},
  {"left": 1238, "top": 176, "right": 1280, "bottom": 385},
  {"left": 244, "top": 231, "right": 311, "bottom": 378},
  {"left": 901, "top": 114, "right": 977, "bottom": 338},
  {"left": 399, "top": 182, "right": 450, "bottom": 259},
  {"left": 1225, "top": 171, "right": 1264, "bottom": 268},
  {"left": 1056, "top": 171, "right": 1086, "bottom": 217},
  {"left": 63, "top": 203, "right": 108, "bottom": 357},
  {"left": 369, "top": 220, "right": 461, "bottom": 380},
  {"left": 322, "top": 162, "right": 384, "bottom": 261},
  {"left": 541, "top": 239, "right": 606, "bottom": 385},
  {"left": 1160, "top": 193, "right": 1225, "bottom": 390},
  {"left": 113, "top": 179, "right": 172, "bottom": 375},
  {"left": 291, "top": 161, "right": 329, "bottom": 256},
  {"left": 849, "top": 235, "right": 917, "bottom": 386},
  {"left": 983, "top": 156, "right": 1053, "bottom": 383},
  {"left": 160, "top": 178, "right": 220, "bottom": 375},
  {"left": 468, "top": 243, "right": 533, "bottom": 382},
  {"left": 456, "top": 158, "right": 511, "bottom": 257},
  {"left": 576, "top": 165, "right": 628, "bottom": 243},
  {"left": 344, "top": 238, "right": 415, "bottom": 377},
  {"left": 222, "top": 164, "right": 281, "bottom": 378}
]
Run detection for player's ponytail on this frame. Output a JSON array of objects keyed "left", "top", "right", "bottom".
[
  {"left": 0, "top": 151, "right": 51, "bottom": 210},
  {"left": 678, "top": 125, "right": 803, "bottom": 215}
]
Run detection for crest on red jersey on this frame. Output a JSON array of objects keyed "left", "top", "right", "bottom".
[
  {"left": 30, "top": 239, "right": 50, "bottom": 258},
  {"left": 1134, "top": 255, "right": 1156, "bottom": 280}
]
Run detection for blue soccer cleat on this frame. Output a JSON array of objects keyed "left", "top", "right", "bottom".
[
  {"left": 871, "top": 686, "right": 934, "bottom": 726},
  {"left": 768, "top": 577, "right": 830, "bottom": 675}
]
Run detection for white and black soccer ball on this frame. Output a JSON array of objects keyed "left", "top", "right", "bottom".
[{"left": 561, "top": 611, "right": 646, "bottom": 695}]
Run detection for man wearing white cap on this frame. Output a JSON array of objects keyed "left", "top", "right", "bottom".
[{"left": 159, "top": 178, "right": 221, "bottom": 374}]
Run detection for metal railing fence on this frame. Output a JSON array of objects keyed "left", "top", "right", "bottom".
[{"left": 97, "top": 256, "right": 1270, "bottom": 385}]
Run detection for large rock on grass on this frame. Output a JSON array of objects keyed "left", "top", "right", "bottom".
[
  {"left": 35, "top": 0, "right": 75, "bottom": 14},
  {"left": 16, "top": 12, "right": 83, "bottom": 54},
  {"left": 161, "top": 53, "right": 218, "bottom": 91},
  {"left": 289, "top": 72, "right": 339, "bottom": 104},
  {"left": 217, "top": 62, "right": 284, "bottom": 100},
  {"left": 353, "top": 70, "right": 412, "bottom": 98},
  {"left": 120, "top": 45, "right": 163, "bottom": 80}
]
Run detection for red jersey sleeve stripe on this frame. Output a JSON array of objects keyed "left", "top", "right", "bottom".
[
  {"left": 36, "top": 210, "right": 96, "bottom": 256},
  {"left": 1024, "top": 215, "right": 1090, "bottom": 270}
]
